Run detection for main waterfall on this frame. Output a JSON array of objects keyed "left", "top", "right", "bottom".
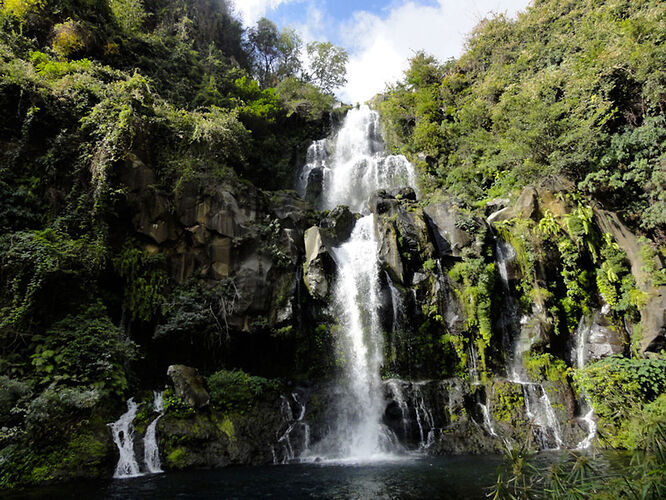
[{"left": 300, "top": 105, "right": 418, "bottom": 460}]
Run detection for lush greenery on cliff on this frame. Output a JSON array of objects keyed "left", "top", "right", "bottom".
[
  {"left": 380, "top": 0, "right": 665, "bottom": 240},
  {"left": 0, "top": 0, "right": 664, "bottom": 493},
  {"left": 0, "top": 0, "right": 343, "bottom": 488},
  {"left": 377, "top": 1, "right": 666, "bottom": 491}
]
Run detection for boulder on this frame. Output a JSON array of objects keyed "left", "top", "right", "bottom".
[
  {"left": 303, "top": 227, "right": 333, "bottom": 299},
  {"left": 167, "top": 365, "right": 210, "bottom": 409},
  {"left": 319, "top": 205, "right": 355, "bottom": 246},
  {"left": 423, "top": 202, "right": 474, "bottom": 258},
  {"left": 594, "top": 209, "right": 666, "bottom": 355}
]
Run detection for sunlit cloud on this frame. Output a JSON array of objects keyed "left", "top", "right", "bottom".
[
  {"left": 339, "top": 0, "right": 531, "bottom": 103},
  {"left": 234, "top": 0, "right": 301, "bottom": 25}
]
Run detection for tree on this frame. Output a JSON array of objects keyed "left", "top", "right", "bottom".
[
  {"left": 248, "top": 17, "right": 302, "bottom": 88},
  {"left": 306, "top": 41, "right": 348, "bottom": 94}
]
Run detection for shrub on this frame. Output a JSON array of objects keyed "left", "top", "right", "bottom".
[
  {"left": 30, "top": 302, "right": 138, "bottom": 396},
  {"left": 52, "top": 19, "right": 85, "bottom": 58},
  {"left": 207, "top": 369, "right": 279, "bottom": 411}
]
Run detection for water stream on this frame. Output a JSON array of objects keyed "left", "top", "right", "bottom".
[
  {"left": 300, "top": 105, "right": 418, "bottom": 461},
  {"left": 143, "top": 391, "right": 165, "bottom": 474},
  {"left": 109, "top": 398, "right": 142, "bottom": 479},
  {"left": 110, "top": 392, "right": 166, "bottom": 478},
  {"left": 495, "top": 238, "right": 564, "bottom": 450},
  {"left": 572, "top": 316, "right": 597, "bottom": 449}
]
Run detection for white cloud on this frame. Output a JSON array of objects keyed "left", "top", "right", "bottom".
[
  {"left": 235, "top": 0, "right": 299, "bottom": 25},
  {"left": 338, "top": 0, "right": 531, "bottom": 103}
]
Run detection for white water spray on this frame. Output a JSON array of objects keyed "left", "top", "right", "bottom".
[
  {"left": 109, "top": 398, "right": 142, "bottom": 478},
  {"left": 572, "top": 316, "right": 597, "bottom": 449},
  {"left": 143, "top": 391, "right": 165, "bottom": 473},
  {"left": 299, "top": 105, "right": 418, "bottom": 213},
  {"left": 301, "top": 105, "right": 418, "bottom": 461}
]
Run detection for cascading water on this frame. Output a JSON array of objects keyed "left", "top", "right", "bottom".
[
  {"left": 495, "top": 238, "right": 564, "bottom": 450},
  {"left": 143, "top": 391, "right": 165, "bottom": 473},
  {"left": 572, "top": 316, "right": 597, "bottom": 449},
  {"left": 299, "top": 105, "right": 418, "bottom": 213},
  {"left": 274, "top": 393, "right": 311, "bottom": 464},
  {"left": 110, "top": 393, "right": 167, "bottom": 478},
  {"left": 300, "top": 105, "right": 418, "bottom": 461},
  {"left": 320, "top": 214, "right": 396, "bottom": 459},
  {"left": 109, "top": 398, "right": 142, "bottom": 478}
]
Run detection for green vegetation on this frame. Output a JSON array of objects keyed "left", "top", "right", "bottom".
[
  {"left": 207, "top": 369, "right": 280, "bottom": 412},
  {"left": 380, "top": 1, "right": 665, "bottom": 239},
  {"left": 574, "top": 355, "right": 666, "bottom": 449},
  {"left": 0, "top": 0, "right": 348, "bottom": 487}
]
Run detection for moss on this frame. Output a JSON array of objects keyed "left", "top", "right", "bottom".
[
  {"left": 167, "top": 447, "right": 189, "bottom": 469},
  {"left": 491, "top": 382, "right": 525, "bottom": 424},
  {"left": 217, "top": 415, "right": 236, "bottom": 444},
  {"left": 523, "top": 352, "right": 569, "bottom": 383}
]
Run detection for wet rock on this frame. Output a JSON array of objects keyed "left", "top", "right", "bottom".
[
  {"left": 587, "top": 310, "right": 624, "bottom": 360},
  {"left": 484, "top": 198, "right": 510, "bottom": 216},
  {"left": 319, "top": 205, "right": 355, "bottom": 246},
  {"left": 423, "top": 202, "right": 474, "bottom": 258},
  {"left": 303, "top": 226, "right": 334, "bottom": 299},
  {"left": 391, "top": 187, "right": 417, "bottom": 201},
  {"left": 167, "top": 365, "right": 210, "bottom": 409},
  {"left": 375, "top": 217, "right": 404, "bottom": 284},
  {"left": 305, "top": 167, "right": 323, "bottom": 205},
  {"left": 594, "top": 209, "right": 666, "bottom": 355}
]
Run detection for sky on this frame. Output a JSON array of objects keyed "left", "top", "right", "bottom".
[{"left": 234, "top": 1, "right": 532, "bottom": 103}]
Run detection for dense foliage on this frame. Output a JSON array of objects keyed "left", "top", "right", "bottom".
[
  {"left": 0, "top": 0, "right": 345, "bottom": 488},
  {"left": 380, "top": 0, "right": 666, "bottom": 241}
]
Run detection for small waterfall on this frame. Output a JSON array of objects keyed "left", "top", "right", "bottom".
[
  {"left": 143, "top": 391, "right": 165, "bottom": 474},
  {"left": 275, "top": 393, "right": 311, "bottom": 464},
  {"left": 109, "top": 398, "right": 142, "bottom": 478},
  {"left": 297, "top": 139, "right": 328, "bottom": 197},
  {"left": 522, "top": 383, "right": 564, "bottom": 450},
  {"left": 409, "top": 384, "right": 436, "bottom": 450},
  {"left": 386, "top": 379, "right": 410, "bottom": 437},
  {"left": 301, "top": 105, "right": 418, "bottom": 213},
  {"left": 495, "top": 238, "right": 564, "bottom": 450},
  {"left": 572, "top": 316, "right": 597, "bottom": 449},
  {"left": 386, "top": 272, "right": 404, "bottom": 333},
  {"left": 299, "top": 105, "right": 418, "bottom": 461},
  {"left": 478, "top": 401, "right": 498, "bottom": 438},
  {"left": 468, "top": 343, "right": 481, "bottom": 385}
]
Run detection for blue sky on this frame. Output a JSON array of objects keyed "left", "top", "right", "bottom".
[{"left": 235, "top": 1, "right": 532, "bottom": 102}]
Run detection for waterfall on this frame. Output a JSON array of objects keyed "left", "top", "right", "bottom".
[
  {"left": 572, "top": 316, "right": 597, "bottom": 449},
  {"left": 274, "top": 393, "right": 311, "bottom": 464},
  {"left": 143, "top": 391, "right": 165, "bottom": 474},
  {"left": 109, "top": 398, "right": 142, "bottom": 478},
  {"left": 301, "top": 105, "right": 418, "bottom": 213},
  {"left": 495, "top": 238, "right": 564, "bottom": 450},
  {"left": 386, "top": 272, "right": 404, "bottom": 333},
  {"left": 324, "top": 214, "right": 395, "bottom": 459},
  {"left": 478, "top": 401, "right": 498, "bottom": 438},
  {"left": 300, "top": 105, "right": 418, "bottom": 461},
  {"left": 110, "top": 393, "right": 167, "bottom": 478}
]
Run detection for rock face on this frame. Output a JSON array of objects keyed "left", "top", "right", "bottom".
[
  {"left": 167, "top": 365, "right": 210, "bottom": 409},
  {"left": 594, "top": 209, "right": 666, "bottom": 355},
  {"left": 120, "top": 158, "right": 315, "bottom": 334},
  {"left": 117, "top": 153, "right": 662, "bottom": 468},
  {"left": 424, "top": 202, "right": 475, "bottom": 258},
  {"left": 303, "top": 226, "right": 334, "bottom": 300}
]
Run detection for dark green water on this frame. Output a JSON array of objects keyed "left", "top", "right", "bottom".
[{"left": 4, "top": 452, "right": 626, "bottom": 499}]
